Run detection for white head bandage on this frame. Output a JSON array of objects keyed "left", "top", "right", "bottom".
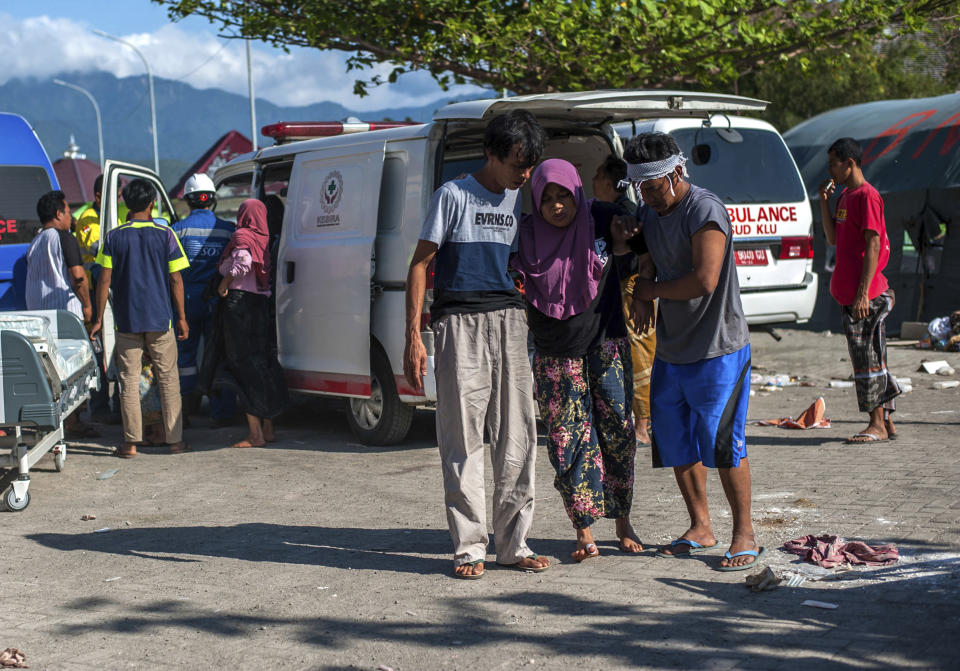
[{"left": 619, "top": 152, "right": 688, "bottom": 199}]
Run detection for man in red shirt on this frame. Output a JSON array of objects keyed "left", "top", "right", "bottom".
[{"left": 819, "top": 137, "right": 901, "bottom": 444}]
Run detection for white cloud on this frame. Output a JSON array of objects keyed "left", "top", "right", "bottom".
[{"left": 0, "top": 13, "right": 487, "bottom": 111}]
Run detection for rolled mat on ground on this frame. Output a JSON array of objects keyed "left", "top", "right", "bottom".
[
  {"left": 782, "top": 534, "right": 899, "bottom": 567},
  {"left": 752, "top": 396, "right": 831, "bottom": 429}
]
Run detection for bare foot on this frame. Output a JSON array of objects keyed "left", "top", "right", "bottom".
[
  {"left": 658, "top": 525, "right": 717, "bottom": 556},
  {"left": 169, "top": 441, "right": 191, "bottom": 454},
  {"left": 719, "top": 531, "right": 761, "bottom": 569},
  {"left": 635, "top": 418, "right": 651, "bottom": 445},
  {"left": 263, "top": 420, "right": 275, "bottom": 443},
  {"left": 884, "top": 416, "right": 896, "bottom": 438},
  {"left": 571, "top": 527, "right": 599, "bottom": 561},
  {"left": 231, "top": 439, "right": 265, "bottom": 448},
  {"left": 116, "top": 444, "right": 137, "bottom": 459},
  {"left": 616, "top": 517, "right": 643, "bottom": 553},
  {"left": 454, "top": 561, "right": 484, "bottom": 578}
]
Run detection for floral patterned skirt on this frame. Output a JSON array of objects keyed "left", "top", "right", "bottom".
[{"left": 533, "top": 337, "right": 636, "bottom": 529}]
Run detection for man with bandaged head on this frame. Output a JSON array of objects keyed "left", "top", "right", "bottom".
[{"left": 619, "top": 132, "right": 761, "bottom": 572}]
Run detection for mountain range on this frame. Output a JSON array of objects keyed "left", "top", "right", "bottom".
[{"left": 0, "top": 71, "right": 475, "bottom": 187}]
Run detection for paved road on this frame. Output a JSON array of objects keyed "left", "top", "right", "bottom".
[{"left": 1, "top": 329, "right": 958, "bottom": 670}]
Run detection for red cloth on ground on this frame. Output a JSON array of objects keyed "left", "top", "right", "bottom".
[
  {"left": 829, "top": 182, "right": 890, "bottom": 306},
  {"left": 782, "top": 534, "right": 899, "bottom": 568},
  {"left": 753, "top": 397, "right": 831, "bottom": 429}
]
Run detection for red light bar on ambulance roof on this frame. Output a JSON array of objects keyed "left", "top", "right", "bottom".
[{"left": 261, "top": 120, "right": 422, "bottom": 143}]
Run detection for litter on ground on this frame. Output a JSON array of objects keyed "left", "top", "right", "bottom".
[
  {"left": 828, "top": 380, "right": 854, "bottom": 388},
  {"left": 919, "top": 360, "right": 951, "bottom": 374},
  {"left": 783, "top": 535, "right": 899, "bottom": 568},
  {"left": 0, "top": 647, "right": 28, "bottom": 669},
  {"left": 752, "top": 397, "right": 831, "bottom": 429},
  {"left": 97, "top": 468, "right": 120, "bottom": 480},
  {"left": 802, "top": 600, "right": 839, "bottom": 610}
]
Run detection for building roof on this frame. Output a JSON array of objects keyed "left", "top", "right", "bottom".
[
  {"left": 52, "top": 136, "right": 101, "bottom": 204},
  {"left": 169, "top": 130, "right": 253, "bottom": 199}
]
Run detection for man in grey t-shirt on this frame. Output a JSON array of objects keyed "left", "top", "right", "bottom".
[{"left": 622, "top": 132, "right": 761, "bottom": 572}]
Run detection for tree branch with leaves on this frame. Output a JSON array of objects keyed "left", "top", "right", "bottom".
[{"left": 156, "top": 0, "right": 959, "bottom": 100}]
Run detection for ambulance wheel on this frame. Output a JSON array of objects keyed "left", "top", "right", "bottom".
[
  {"left": 346, "top": 346, "right": 414, "bottom": 446},
  {"left": 54, "top": 443, "right": 67, "bottom": 472},
  {"left": 3, "top": 487, "right": 30, "bottom": 512}
]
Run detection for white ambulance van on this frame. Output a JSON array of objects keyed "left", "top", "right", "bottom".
[
  {"left": 103, "top": 91, "right": 779, "bottom": 445},
  {"left": 623, "top": 116, "right": 817, "bottom": 325}
]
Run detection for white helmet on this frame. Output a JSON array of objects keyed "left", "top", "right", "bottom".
[{"left": 183, "top": 173, "right": 216, "bottom": 197}]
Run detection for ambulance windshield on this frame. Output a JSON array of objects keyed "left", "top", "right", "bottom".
[{"left": 671, "top": 128, "right": 806, "bottom": 205}]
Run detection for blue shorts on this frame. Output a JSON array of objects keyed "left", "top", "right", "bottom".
[{"left": 650, "top": 345, "right": 751, "bottom": 469}]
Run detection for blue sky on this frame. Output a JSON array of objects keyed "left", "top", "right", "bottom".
[{"left": 1, "top": 0, "right": 486, "bottom": 110}]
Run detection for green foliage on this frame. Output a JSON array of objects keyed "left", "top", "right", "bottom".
[
  {"left": 155, "top": 0, "right": 959, "bottom": 110},
  {"left": 739, "top": 35, "right": 960, "bottom": 130}
]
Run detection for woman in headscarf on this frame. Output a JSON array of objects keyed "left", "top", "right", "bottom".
[
  {"left": 216, "top": 199, "right": 289, "bottom": 448},
  {"left": 512, "top": 159, "right": 646, "bottom": 562}
]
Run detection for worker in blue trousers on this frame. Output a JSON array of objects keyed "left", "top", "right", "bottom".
[{"left": 171, "top": 173, "right": 237, "bottom": 424}]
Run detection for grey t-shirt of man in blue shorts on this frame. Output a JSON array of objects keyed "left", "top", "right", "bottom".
[{"left": 637, "top": 184, "right": 749, "bottom": 364}]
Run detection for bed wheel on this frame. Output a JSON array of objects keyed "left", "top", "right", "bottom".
[
  {"left": 53, "top": 443, "right": 67, "bottom": 472},
  {"left": 3, "top": 487, "right": 30, "bottom": 512}
]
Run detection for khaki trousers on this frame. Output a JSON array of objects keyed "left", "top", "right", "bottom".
[
  {"left": 116, "top": 330, "right": 183, "bottom": 444},
  {"left": 433, "top": 308, "right": 538, "bottom": 566}
]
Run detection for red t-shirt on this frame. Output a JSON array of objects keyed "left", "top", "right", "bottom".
[{"left": 829, "top": 182, "right": 890, "bottom": 306}]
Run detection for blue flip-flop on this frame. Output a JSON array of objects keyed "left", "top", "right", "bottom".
[
  {"left": 715, "top": 546, "right": 767, "bottom": 571},
  {"left": 656, "top": 538, "right": 718, "bottom": 558}
]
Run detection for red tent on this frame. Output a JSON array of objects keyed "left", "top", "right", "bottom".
[{"left": 169, "top": 131, "right": 253, "bottom": 199}]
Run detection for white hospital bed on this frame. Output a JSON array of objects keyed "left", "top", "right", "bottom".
[{"left": 0, "top": 310, "right": 99, "bottom": 511}]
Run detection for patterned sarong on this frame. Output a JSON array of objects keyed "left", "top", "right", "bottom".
[{"left": 840, "top": 290, "right": 901, "bottom": 413}]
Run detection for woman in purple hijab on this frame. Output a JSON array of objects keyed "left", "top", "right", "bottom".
[{"left": 513, "top": 158, "right": 647, "bottom": 561}]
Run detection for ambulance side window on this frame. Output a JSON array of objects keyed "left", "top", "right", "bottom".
[
  {"left": 377, "top": 155, "right": 405, "bottom": 233},
  {"left": 215, "top": 173, "right": 255, "bottom": 223},
  {"left": 261, "top": 163, "right": 291, "bottom": 241}
]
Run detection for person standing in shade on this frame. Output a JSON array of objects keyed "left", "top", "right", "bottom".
[
  {"left": 74, "top": 174, "right": 120, "bottom": 424},
  {"left": 26, "top": 190, "right": 97, "bottom": 438},
  {"left": 593, "top": 155, "right": 655, "bottom": 447},
  {"left": 819, "top": 137, "right": 900, "bottom": 444},
  {"left": 215, "top": 199, "right": 288, "bottom": 448},
  {"left": 171, "top": 173, "right": 237, "bottom": 424},
  {"left": 622, "top": 132, "right": 761, "bottom": 571},
  {"left": 403, "top": 111, "right": 551, "bottom": 580},
  {"left": 89, "top": 179, "right": 190, "bottom": 458},
  {"left": 74, "top": 174, "right": 102, "bottom": 279},
  {"left": 27, "top": 190, "right": 92, "bottom": 322}
]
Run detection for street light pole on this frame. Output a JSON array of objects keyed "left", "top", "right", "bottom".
[
  {"left": 92, "top": 29, "right": 159, "bottom": 175},
  {"left": 53, "top": 78, "right": 104, "bottom": 170},
  {"left": 246, "top": 40, "right": 258, "bottom": 151}
]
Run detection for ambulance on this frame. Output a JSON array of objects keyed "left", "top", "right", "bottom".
[
  {"left": 624, "top": 115, "right": 817, "bottom": 325},
  {"left": 102, "top": 91, "right": 809, "bottom": 445},
  {"left": 0, "top": 113, "right": 61, "bottom": 310}
]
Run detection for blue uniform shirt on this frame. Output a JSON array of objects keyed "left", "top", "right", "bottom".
[{"left": 171, "top": 209, "right": 235, "bottom": 286}]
